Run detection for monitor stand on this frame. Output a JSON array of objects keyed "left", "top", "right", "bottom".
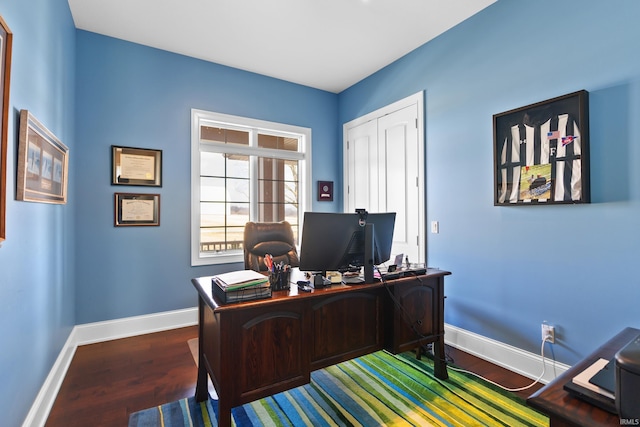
[
  {"left": 344, "top": 223, "right": 375, "bottom": 285},
  {"left": 363, "top": 222, "right": 375, "bottom": 284}
]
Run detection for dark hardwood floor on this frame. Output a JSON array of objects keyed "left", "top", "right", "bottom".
[{"left": 45, "top": 325, "right": 544, "bottom": 427}]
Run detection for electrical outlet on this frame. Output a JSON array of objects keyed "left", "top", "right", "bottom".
[{"left": 541, "top": 323, "right": 555, "bottom": 344}]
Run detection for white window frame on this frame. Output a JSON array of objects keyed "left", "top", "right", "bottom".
[{"left": 191, "top": 109, "right": 312, "bottom": 266}]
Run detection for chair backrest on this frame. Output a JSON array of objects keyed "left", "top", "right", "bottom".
[{"left": 243, "top": 221, "right": 300, "bottom": 271}]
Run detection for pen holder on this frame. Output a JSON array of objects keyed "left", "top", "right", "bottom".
[{"left": 269, "top": 268, "right": 290, "bottom": 291}]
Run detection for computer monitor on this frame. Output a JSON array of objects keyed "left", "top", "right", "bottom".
[{"left": 299, "top": 210, "right": 396, "bottom": 284}]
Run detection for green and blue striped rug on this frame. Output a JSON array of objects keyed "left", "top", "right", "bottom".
[{"left": 129, "top": 350, "right": 547, "bottom": 426}]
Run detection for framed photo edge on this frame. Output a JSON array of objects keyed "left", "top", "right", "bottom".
[
  {"left": 111, "top": 145, "right": 162, "bottom": 187},
  {"left": 0, "top": 15, "right": 12, "bottom": 242},
  {"left": 493, "top": 90, "right": 590, "bottom": 207},
  {"left": 114, "top": 192, "right": 161, "bottom": 227},
  {"left": 16, "top": 109, "right": 69, "bottom": 204}
]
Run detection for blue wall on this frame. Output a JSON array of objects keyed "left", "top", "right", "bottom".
[
  {"left": 4, "top": 0, "right": 640, "bottom": 424},
  {"left": 0, "top": 0, "right": 76, "bottom": 425},
  {"left": 74, "top": 32, "right": 339, "bottom": 323},
  {"left": 340, "top": 0, "right": 640, "bottom": 365}
]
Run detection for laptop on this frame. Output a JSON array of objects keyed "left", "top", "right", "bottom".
[
  {"left": 563, "top": 358, "right": 617, "bottom": 414},
  {"left": 589, "top": 359, "right": 615, "bottom": 394}
]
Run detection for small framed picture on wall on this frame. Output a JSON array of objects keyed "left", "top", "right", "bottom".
[{"left": 318, "top": 181, "right": 333, "bottom": 201}]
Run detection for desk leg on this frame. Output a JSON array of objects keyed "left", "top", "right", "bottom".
[
  {"left": 415, "top": 339, "right": 448, "bottom": 380},
  {"left": 194, "top": 296, "right": 232, "bottom": 427},
  {"left": 217, "top": 401, "right": 232, "bottom": 427},
  {"left": 195, "top": 297, "right": 209, "bottom": 402},
  {"left": 433, "top": 278, "right": 448, "bottom": 380},
  {"left": 195, "top": 355, "right": 231, "bottom": 427},
  {"left": 433, "top": 337, "right": 448, "bottom": 380},
  {"left": 195, "top": 365, "right": 209, "bottom": 401}
]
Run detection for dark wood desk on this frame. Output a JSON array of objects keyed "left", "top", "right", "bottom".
[
  {"left": 528, "top": 327, "right": 640, "bottom": 427},
  {"left": 191, "top": 269, "right": 450, "bottom": 427}
]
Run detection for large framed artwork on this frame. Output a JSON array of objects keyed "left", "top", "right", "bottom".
[
  {"left": 17, "top": 110, "right": 69, "bottom": 204},
  {"left": 493, "top": 90, "right": 590, "bottom": 206},
  {"left": 0, "top": 16, "right": 12, "bottom": 242}
]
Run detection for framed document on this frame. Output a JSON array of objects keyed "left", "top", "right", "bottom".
[
  {"left": 493, "top": 90, "right": 590, "bottom": 206},
  {"left": 17, "top": 110, "right": 69, "bottom": 204},
  {"left": 112, "top": 145, "right": 162, "bottom": 186},
  {"left": 114, "top": 193, "right": 160, "bottom": 226}
]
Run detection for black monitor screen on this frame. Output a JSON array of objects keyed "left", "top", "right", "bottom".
[{"left": 298, "top": 211, "right": 395, "bottom": 273}]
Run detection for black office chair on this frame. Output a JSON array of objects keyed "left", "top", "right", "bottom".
[{"left": 243, "top": 221, "right": 300, "bottom": 272}]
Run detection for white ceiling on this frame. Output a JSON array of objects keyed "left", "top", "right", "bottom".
[{"left": 68, "top": 0, "right": 495, "bottom": 93}]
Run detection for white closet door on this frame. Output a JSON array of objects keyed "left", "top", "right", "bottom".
[
  {"left": 345, "top": 119, "right": 378, "bottom": 212},
  {"left": 378, "top": 105, "right": 420, "bottom": 263},
  {"left": 344, "top": 92, "right": 424, "bottom": 264}
]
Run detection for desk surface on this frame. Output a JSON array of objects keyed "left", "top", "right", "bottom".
[
  {"left": 193, "top": 267, "right": 451, "bottom": 312},
  {"left": 528, "top": 327, "right": 640, "bottom": 427}
]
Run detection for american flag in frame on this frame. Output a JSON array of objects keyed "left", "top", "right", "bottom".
[{"left": 493, "top": 90, "right": 590, "bottom": 206}]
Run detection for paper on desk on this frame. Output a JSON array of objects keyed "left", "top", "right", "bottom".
[
  {"left": 213, "top": 269, "right": 269, "bottom": 290},
  {"left": 571, "top": 358, "right": 615, "bottom": 400}
]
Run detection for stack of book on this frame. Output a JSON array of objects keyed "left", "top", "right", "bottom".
[{"left": 211, "top": 270, "right": 271, "bottom": 304}]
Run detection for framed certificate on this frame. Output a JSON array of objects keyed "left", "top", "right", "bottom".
[
  {"left": 112, "top": 145, "right": 162, "bottom": 187},
  {"left": 114, "top": 193, "right": 160, "bottom": 226}
]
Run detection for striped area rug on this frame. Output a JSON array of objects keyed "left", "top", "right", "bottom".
[{"left": 128, "top": 350, "right": 548, "bottom": 426}]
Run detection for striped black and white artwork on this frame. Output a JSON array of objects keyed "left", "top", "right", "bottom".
[{"left": 493, "top": 90, "right": 590, "bottom": 205}]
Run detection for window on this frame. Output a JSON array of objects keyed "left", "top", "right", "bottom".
[{"left": 191, "top": 109, "right": 311, "bottom": 266}]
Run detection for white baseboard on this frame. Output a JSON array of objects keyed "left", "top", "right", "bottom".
[
  {"left": 23, "top": 311, "right": 567, "bottom": 427},
  {"left": 444, "top": 323, "right": 570, "bottom": 385},
  {"left": 21, "top": 327, "right": 79, "bottom": 427},
  {"left": 22, "top": 307, "right": 198, "bottom": 427},
  {"left": 73, "top": 307, "right": 198, "bottom": 346}
]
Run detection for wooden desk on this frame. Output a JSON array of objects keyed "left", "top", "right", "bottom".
[
  {"left": 528, "top": 327, "right": 640, "bottom": 427},
  {"left": 191, "top": 269, "right": 450, "bottom": 427}
]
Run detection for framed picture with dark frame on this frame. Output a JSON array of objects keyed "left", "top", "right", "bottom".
[
  {"left": 17, "top": 110, "right": 69, "bottom": 204},
  {"left": 0, "top": 16, "right": 12, "bottom": 242},
  {"left": 112, "top": 145, "right": 162, "bottom": 187},
  {"left": 317, "top": 180, "right": 333, "bottom": 201},
  {"left": 493, "top": 90, "right": 590, "bottom": 206},
  {"left": 114, "top": 193, "right": 160, "bottom": 227}
]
